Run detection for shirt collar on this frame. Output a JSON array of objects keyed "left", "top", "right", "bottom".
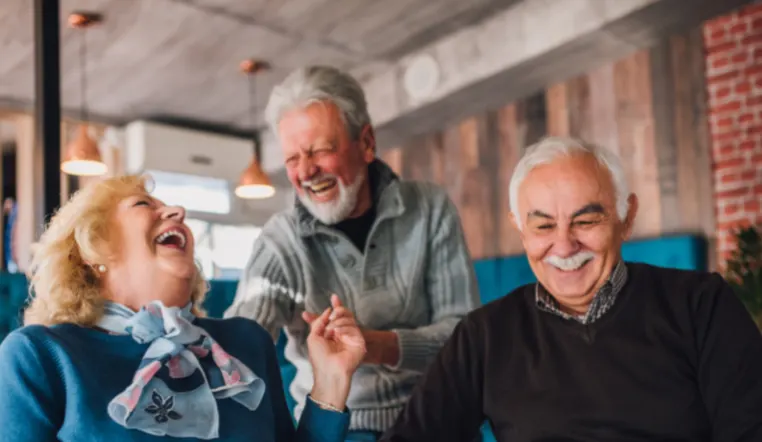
[{"left": 535, "top": 260, "right": 628, "bottom": 324}]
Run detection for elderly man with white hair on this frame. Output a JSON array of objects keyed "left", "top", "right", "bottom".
[
  {"left": 380, "top": 136, "right": 762, "bottom": 442},
  {"left": 225, "top": 65, "right": 480, "bottom": 441}
]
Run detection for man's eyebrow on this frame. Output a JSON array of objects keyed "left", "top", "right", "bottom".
[
  {"left": 527, "top": 210, "right": 553, "bottom": 220},
  {"left": 299, "top": 140, "right": 335, "bottom": 154},
  {"left": 571, "top": 203, "right": 605, "bottom": 218},
  {"left": 525, "top": 204, "right": 606, "bottom": 223}
]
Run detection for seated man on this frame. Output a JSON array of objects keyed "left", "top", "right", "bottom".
[
  {"left": 225, "top": 65, "right": 480, "bottom": 440},
  {"left": 381, "top": 136, "right": 762, "bottom": 441}
]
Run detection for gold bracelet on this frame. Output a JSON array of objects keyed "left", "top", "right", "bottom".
[{"left": 309, "top": 395, "right": 344, "bottom": 413}]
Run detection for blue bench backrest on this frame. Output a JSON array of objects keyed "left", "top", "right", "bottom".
[{"left": 474, "top": 234, "right": 708, "bottom": 305}]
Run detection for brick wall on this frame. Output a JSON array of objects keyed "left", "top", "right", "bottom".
[{"left": 704, "top": 2, "right": 762, "bottom": 261}]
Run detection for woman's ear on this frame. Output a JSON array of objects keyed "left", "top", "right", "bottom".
[{"left": 80, "top": 240, "right": 112, "bottom": 278}]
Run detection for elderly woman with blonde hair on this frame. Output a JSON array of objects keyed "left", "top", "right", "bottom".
[{"left": 0, "top": 175, "right": 366, "bottom": 442}]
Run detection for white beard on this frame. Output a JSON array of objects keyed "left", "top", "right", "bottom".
[{"left": 298, "top": 170, "right": 365, "bottom": 225}]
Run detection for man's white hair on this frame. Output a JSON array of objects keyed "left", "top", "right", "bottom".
[
  {"left": 509, "top": 136, "right": 630, "bottom": 230},
  {"left": 265, "top": 65, "right": 371, "bottom": 140}
]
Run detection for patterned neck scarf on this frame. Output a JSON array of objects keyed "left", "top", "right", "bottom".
[{"left": 97, "top": 301, "right": 266, "bottom": 439}]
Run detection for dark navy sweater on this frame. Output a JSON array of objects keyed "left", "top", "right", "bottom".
[
  {"left": 382, "top": 263, "right": 762, "bottom": 442},
  {"left": 0, "top": 316, "right": 349, "bottom": 442}
]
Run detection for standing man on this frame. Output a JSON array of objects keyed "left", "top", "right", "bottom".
[{"left": 225, "top": 65, "right": 480, "bottom": 441}]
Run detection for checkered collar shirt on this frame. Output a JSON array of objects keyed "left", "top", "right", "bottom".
[{"left": 535, "top": 260, "right": 628, "bottom": 325}]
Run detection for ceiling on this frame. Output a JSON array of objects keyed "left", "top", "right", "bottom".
[{"left": 0, "top": 0, "right": 518, "bottom": 136}]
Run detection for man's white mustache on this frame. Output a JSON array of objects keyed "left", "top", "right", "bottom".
[{"left": 544, "top": 252, "right": 595, "bottom": 271}]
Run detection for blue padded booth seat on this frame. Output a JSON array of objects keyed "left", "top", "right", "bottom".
[
  {"left": 0, "top": 233, "right": 709, "bottom": 441},
  {"left": 0, "top": 273, "right": 31, "bottom": 342}
]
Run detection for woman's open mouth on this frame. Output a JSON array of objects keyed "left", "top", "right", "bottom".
[{"left": 154, "top": 229, "right": 187, "bottom": 250}]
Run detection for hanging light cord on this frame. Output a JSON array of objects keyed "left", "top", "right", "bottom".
[
  {"left": 79, "top": 27, "right": 89, "bottom": 124},
  {"left": 247, "top": 69, "right": 259, "bottom": 160}
]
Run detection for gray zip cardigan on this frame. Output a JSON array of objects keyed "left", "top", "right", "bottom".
[{"left": 225, "top": 160, "right": 480, "bottom": 432}]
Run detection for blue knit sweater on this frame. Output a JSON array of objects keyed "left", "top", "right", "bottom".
[{"left": 0, "top": 316, "right": 349, "bottom": 442}]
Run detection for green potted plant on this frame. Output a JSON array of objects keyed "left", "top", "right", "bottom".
[{"left": 724, "top": 224, "right": 762, "bottom": 330}]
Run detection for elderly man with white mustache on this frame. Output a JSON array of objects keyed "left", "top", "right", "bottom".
[
  {"left": 380, "top": 136, "right": 762, "bottom": 442},
  {"left": 225, "top": 65, "right": 480, "bottom": 441}
]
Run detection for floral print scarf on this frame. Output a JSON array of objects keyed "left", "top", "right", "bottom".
[{"left": 97, "top": 301, "right": 266, "bottom": 439}]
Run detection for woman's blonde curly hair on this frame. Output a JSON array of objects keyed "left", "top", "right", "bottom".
[{"left": 24, "top": 175, "right": 207, "bottom": 327}]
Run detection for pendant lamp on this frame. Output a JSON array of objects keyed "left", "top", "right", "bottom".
[
  {"left": 62, "top": 12, "right": 107, "bottom": 177},
  {"left": 235, "top": 59, "right": 274, "bottom": 199}
]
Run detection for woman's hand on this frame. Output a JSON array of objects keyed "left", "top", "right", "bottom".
[{"left": 302, "top": 294, "right": 366, "bottom": 411}]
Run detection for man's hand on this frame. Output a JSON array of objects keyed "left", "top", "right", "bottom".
[{"left": 361, "top": 329, "right": 400, "bottom": 367}]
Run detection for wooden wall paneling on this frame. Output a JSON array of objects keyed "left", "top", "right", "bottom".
[
  {"left": 440, "top": 123, "right": 462, "bottom": 203},
  {"left": 426, "top": 132, "right": 445, "bottom": 186},
  {"left": 671, "top": 29, "right": 717, "bottom": 269},
  {"left": 380, "top": 146, "right": 403, "bottom": 176},
  {"left": 545, "top": 82, "right": 570, "bottom": 137},
  {"left": 565, "top": 75, "right": 592, "bottom": 141},
  {"left": 649, "top": 38, "right": 682, "bottom": 233},
  {"left": 373, "top": 28, "right": 715, "bottom": 262},
  {"left": 397, "top": 138, "right": 414, "bottom": 179},
  {"left": 613, "top": 50, "right": 662, "bottom": 238},
  {"left": 496, "top": 103, "right": 526, "bottom": 256},
  {"left": 524, "top": 93, "right": 548, "bottom": 147},
  {"left": 479, "top": 111, "right": 500, "bottom": 258},
  {"left": 60, "top": 121, "right": 71, "bottom": 201},
  {"left": 457, "top": 116, "right": 487, "bottom": 258},
  {"left": 671, "top": 30, "right": 716, "bottom": 236},
  {"left": 587, "top": 63, "right": 621, "bottom": 153},
  {"left": 401, "top": 135, "right": 430, "bottom": 182},
  {"left": 14, "top": 114, "right": 43, "bottom": 273}
]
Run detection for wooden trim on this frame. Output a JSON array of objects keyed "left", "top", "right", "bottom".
[
  {"left": 496, "top": 104, "right": 525, "bottom": 256},
  {"left": 566, "top": 75, "right": 592, "bottom": 140},
  {"left": 613, "top": 50, "right": 662, "bottom": 238},
  {"left": 671, "top": 29, "right": 717, "bottom": 270},
  {"left": 649, "top": 38, "right": 682, "bottom": 233},
  {"left": 380, "top": 147, "right": 403, "bottom": 176},
  {"left": 545, "top": 82, "right": 569, "bottom": 137},
  {"left": 587, "top": 63, "right": 620, "bottom": 153},
  {"left": 14, "top": 114, "right": 43, "bottom": 273}
]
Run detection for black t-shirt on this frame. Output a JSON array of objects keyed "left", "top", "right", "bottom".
[
  {"left": 331, "top": 170, "right": 379, "bottom": 253},
  {"left": 333, "top": 205, "right": 376, "bottom": 253},
  {"left": 381, "top": 263, "right": 762, "bottom": 442}
]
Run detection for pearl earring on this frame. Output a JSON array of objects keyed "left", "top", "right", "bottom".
[{"left": 97, "top": 264, "right": 107, "bottom": 273}]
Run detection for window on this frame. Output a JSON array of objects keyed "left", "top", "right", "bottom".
[
  {"left": 184, "top": 218, "right": 260, "bottom": 280},
  {"left": 147, "top": 170, "right": 231, "bottom": 215},
  {"left": 211, "top": 224, "right": 262, "bottom": 278},
  {"left": 185, "top": 219, "right": 215, "bottom": 278}
]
